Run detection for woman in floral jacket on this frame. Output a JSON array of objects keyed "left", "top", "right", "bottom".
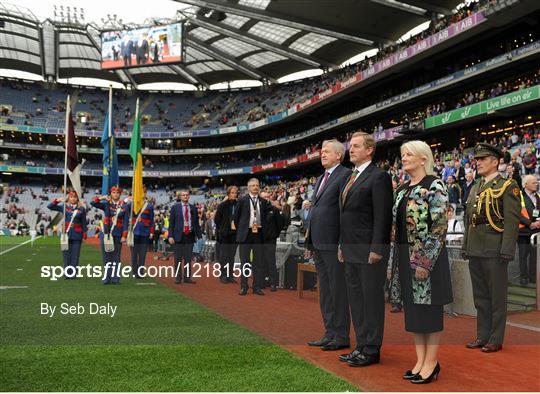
[{"left": 390, "top": 140, "right": 453, "bottom": 384}]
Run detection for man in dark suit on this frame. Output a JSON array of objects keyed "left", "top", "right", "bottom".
[
  {"left": 299, "top": 200, "right": 311, "bottom": 235},
  {"left": 462, "top": 172, "right": 475, "bottom": 210},
  {"left": 215, "top": 186, "right": 239, "bottom": 284},
  {"left": 234, "top": 178, "right": 268, "bottom": 296},
  {"left": 518, "top": 174, "right": 540, "bottom": 285},
  {"left": 135, "top": 35, "right": 149, "bottom": 65},
  {"left": 338, "top": 131, "right": 393, "bottom": 367},
  {"left": 305, "top": 139, "right": 352, "bottom": 352},
  {"left": 121, "top": 37, "right": 133, "bottom": 67},
  {"left": 168, "top": 190, "right": 202, "bottom": 284},
  {"left": 260, "top": 191, "right": 286, "bottom": 292}
]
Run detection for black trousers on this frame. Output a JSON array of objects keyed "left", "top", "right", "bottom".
[
  {"left": 262, "top": 239, "right": 278, "bottom": 286},
  {"left": 345, "top": 260, "right": 386, "bottom": 355},
  {"left": 314, "top": 248, "right": 350, "bottom": 346},
  {"left": 518, "top": 235, "right": 537, "bottom": 280},
  {"left": 153, "top": 234, "right": 160, "bottom": 252},
  {"left": 173, "top": 242, "right": 194, "bottom": 280},
  {"left": 238, "top": 230, "right": 264, "bottom": 290},
  {"left": 131, "top": 236, "right": 149, "bottom": 278},
  {"left": 219, "top": 239, "right": 238, "bottom": 279},
  {"left": 468, "top": 257, "right": 508, "bottom": 345},
  {"left": 215, "top": 241, "right": 221, "bottom": 262}
]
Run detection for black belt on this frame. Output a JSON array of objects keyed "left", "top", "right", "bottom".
[{"left": 471, "top": 215, "right": 501, "bottom": 227}]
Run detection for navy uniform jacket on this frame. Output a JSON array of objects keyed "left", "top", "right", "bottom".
[
  {"left": 168, "top": 202, "right": 202, "bottom": 243},
  {"left": 90, "top": 197, "right": 128, "bottom": 238},
  {"left": 47, "top": 200, "right": 87, "bottom": 241},
  {"left": 123, "top": 202, "right": 155, "bottom": 238}
]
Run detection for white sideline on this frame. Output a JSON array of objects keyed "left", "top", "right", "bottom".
[
  {"left": 0, "top": 236, "right": 42, "bottom": 256},
  {"left": 506, "top": 321, "right": 540, "bottom": 333},
  {"left": 0, "top": 286, "right": 28, "bottom": 290}
]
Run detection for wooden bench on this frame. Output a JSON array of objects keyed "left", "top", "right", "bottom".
[{"left": 297, "top": 263, "right": 319, "bottom": 300}]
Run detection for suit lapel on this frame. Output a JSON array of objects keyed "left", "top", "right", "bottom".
[
  {"left": 312, "top": 175, "right": 323, "bottom": 202},
  {"left": 314, "top": 166, "right": 340, "bottom": 203},
  {"left": 344, "top": 163, "right": 374, "bottom": 205}
]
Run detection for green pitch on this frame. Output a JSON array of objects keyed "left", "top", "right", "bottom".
[{"left": 0, "top": 236, "right": 357, "bottom": 391}]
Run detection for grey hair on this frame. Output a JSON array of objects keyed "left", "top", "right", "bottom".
[
  {"left": 322, "top": 139, "right": 345, "bottom": 162},
  {"left": 522, "top": 174, "right": 537, "bottom": 188},
  {"left": 247, "top": 178, "right": 260, "bottom": 186}
]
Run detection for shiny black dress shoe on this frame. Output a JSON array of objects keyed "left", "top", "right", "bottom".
[
  {"left": 481, "top": 343, "right": 502, "bottom": 353},
  {"left": 403, "top": 370, "right": 420, "bottom": 380},
  {"left": 339, "top": 349, "right": 362, "bottom": 362},
  {"left": 347, "top": 353, "right": 380, "bottom": 367},
  {"left": 239, "top": 287, "right": 248, "bottom": 296},
  {"left": 466, "top": 339, "right": 487, "bottom": 349},
  {"left": 321, "top": 341, "right": 350, "bottom": 351},
  {"left": 307, "top": 337, "right": 332, "bottom": 347},
  {"left": 270, "top": 285, "right": 277, "bottom": 292},
  {"left": 411, "top": 362, "right": 440, "bottom": 384},
  {"left": 253, "top": 288, "right": 265, "bottom": 295},
  {"left": 184, "top": 278, "right": 196, "bottom": 284}
]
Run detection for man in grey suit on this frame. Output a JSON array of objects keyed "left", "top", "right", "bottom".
[
  {"left": 338, "top": 131, "right": 393, "bottom": 367},
  {"left": 306, "top": 139, "right": 352, "bottom": 351}
]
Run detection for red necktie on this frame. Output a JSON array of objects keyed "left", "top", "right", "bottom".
[
  {"left": 183, "top": 204, "right": 190, "bottom": 235},
  {"left": 316, "top": 171, "right": 330, "bottom": 197}
]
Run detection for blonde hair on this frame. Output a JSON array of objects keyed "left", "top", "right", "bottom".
[{"left": 400, "top": 140, "right": 435, "bottom": 176}]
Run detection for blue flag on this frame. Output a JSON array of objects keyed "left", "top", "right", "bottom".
[{"left": 101, "top": 111, "right": 119, "bottom": 195}]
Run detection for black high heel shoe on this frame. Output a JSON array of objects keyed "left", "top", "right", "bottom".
[
  {"left": 403, "top": 370, "right": 419, "bottom": 380},
  {"left": 411, "top": 362, "right": 440, "bottom": 384}
]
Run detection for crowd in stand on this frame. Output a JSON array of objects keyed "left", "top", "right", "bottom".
[
  {"left": 3, "top": 125, "right": 538, "bottom": 240},
  {"left": 370, "top": 69, "right": 540, "bottom": 133},
  {"left": 0, "top": 0, "right": 506, "bottom": 134}
]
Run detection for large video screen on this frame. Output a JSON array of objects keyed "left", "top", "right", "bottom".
[{"left": 101, "top": 22, "right": 184, "bottom": 70}]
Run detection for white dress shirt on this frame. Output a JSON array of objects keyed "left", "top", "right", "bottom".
[
  {"left": 248, "top": 194, "right": 261, "bottom": 227},
  {"left": 353, "top": 161, "right": 372, "bottom": 181}
]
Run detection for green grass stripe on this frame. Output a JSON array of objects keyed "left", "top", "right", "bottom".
[{"left": 0, "top": 237, "right": 358, "bottom": 391}]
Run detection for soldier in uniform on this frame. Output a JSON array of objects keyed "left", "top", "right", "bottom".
[
  {"left": 47, "top": 190, "right": 87, "bottom": 278},
  {"left": 462, "top": 143, "right": 521, "bottom": 353}
]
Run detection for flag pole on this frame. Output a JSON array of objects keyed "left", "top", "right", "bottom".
[
  {"left": 62, "top": 95, "right": 71, "bottom": 235},
  {"left": 108, "top": 85, "right": 113, "bottom": 194},
  {"left": 129, "top": 98, "right": 140, "bottom": 236},
  {"left": 108, "top": 85, "right": 112, "bottom": 139}
]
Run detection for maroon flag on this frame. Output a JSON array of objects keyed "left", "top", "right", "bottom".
[{"left": 65, "top": 109, "right": 83, "bottom": 197}]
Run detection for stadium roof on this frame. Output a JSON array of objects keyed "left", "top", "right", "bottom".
[{"left": 0, "top": 0, "right": 464, "bottom": 88}]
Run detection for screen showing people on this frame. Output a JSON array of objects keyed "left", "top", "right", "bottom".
[{"left": 101, "top": 22, "right": 184, "bottom": 70}]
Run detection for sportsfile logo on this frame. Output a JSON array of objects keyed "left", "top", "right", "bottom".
[{"left": 40, "top": 263, "right": 252, "bottom": 281}]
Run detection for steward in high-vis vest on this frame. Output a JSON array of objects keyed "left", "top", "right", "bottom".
[
  {"left": 462, "top": 143, "right": 520, "bottom": 353},
  {"left": 517, "top": 174, "right": 540, "bottom": 285}
]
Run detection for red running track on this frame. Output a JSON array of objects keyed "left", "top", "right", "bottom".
[{"left": 111, "top": 242, "right": 540, "bottom": 392}]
